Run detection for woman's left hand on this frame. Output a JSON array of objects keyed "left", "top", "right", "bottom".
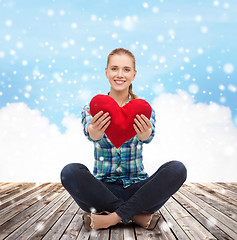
[{"left": 133, "top": 114, "right": 152, "bottom": 142}]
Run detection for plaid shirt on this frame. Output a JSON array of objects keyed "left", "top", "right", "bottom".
[{"left": 81, "top": 98, "right": 156, "bottom": 188}]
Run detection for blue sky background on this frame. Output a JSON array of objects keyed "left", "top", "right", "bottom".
[{"left": 0, "top": 0, "right": 236, "bottom": 132}]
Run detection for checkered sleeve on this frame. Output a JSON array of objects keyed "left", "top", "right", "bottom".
[{"left": 81, "top": 104, "right": 95, "bottom": 142}]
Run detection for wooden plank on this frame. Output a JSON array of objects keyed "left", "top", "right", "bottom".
[
  {"left": 157, "top": 215, "right": 177, "bottom": 240},
  {"left": 42, "top": 201, "right": 79, "bottom": 239},
  {"left": 0, "top": 183, "right": 47, "bottom": 210},
  {"left": 4, "top": 189, "right": 69, "bottom": 239},
  {"left": 0, "top": 183, "right": 63, "bottom": 239},
  {"left": 1, "top": 183, "right": 237, "bottom": 240},
  {"left": 123, "top": 224, "right": 136, "bottom": 240},
  {"left": 200, "top": 182, "right": 237, "bottom": 204},
  {"left": 180, "top": 185, "right": 237, "bottom": 239},
  {"left": 0, "top": 183, "right": 54, "bottom": 225},
  {"left": 215, "top": 182, "right": 237, "bottom": 194},
  {"left": 0, "top": 182, "right": 9, "bottom": 187},
  {"left": 0, "top": 183, "right": 35, "bottom": 203},
  {"left": 111, "top": 222, "right": 135, "bottom": 240},
  {"left": 133, "top": 215, "right": 175, "bottom": 240},
  {"left": 164, "top": 196, "right": 216, "bottom": 239},
  {"left": 110, "top": 223, "right": 124, "bottom": 239},
  {"left": 89, "top": 228, "right": 110, "bottom": 240},
  {"left": 60, "top": 212, "right": 83, "bottom": 240},
  {"left": 173, "top": 190, "right": 233, "bottom": 240},
  {"left": 76, "top": 224, "right": 90, "bottom": 240},
  {"left": 0, "top": 183, "right": 19, "bottom": 193},
  {"left": 160, "top": 205, "right": 189, "bottom": 240},
  {"left": 0, "top": 183, "right": 51, "bottom": 212},
  {"left": 135, "top": 224, "right": 166, "bottom": 240},
  {"left": 16, "top": 193, "right": 74, "bottom": 239},
  {"left": 185, "top": 183, "right": 237, "bottom": 222},
  {"left": 0, "top": 183, "right": 32, "bottom": 198}
]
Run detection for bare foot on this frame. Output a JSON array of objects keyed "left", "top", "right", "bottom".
[
  {"left": 91, "top": 212, "right": 122, "bottom": 230},
  {"left": 132, "top": 213, "right": 153, "bottom": 228}
]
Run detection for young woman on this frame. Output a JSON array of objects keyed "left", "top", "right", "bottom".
[{"left": 61, "top": 48, "right": 187, "bottom": 231}]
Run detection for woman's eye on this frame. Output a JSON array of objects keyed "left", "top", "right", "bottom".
[
  {"left": 124, "top": 68, "right": 130, "bottom": 72},
  {"left": 111, "top": 67, "right": 117, "bottom": 71}
]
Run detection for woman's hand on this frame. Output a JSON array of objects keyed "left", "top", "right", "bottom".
[
  {"left": 133, "top": 114, "right": 152, "bottom": 142},
  {"left": 87, "top": 110, "right": 111, "bottom": 141}
]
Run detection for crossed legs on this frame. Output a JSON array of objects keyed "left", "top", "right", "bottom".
[{"left": 60, "top": 161, "right": 187, "bottom": 230}]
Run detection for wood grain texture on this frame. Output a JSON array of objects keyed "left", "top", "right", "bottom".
[{"left": 0, "top": 182, "right": 236, "bottom": 240}]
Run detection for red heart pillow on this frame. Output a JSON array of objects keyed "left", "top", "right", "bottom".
[{"left": 89, "top": 94, "right": 152, "bottom": 148}]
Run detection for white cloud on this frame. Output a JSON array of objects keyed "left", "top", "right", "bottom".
[
  {"left": 0, "top": 91, "right": 237, "bottom": 182},
  {"left": 143, "top": 91, "right": 237, "bottom": 182},
  {"left": 0, "top": 103, "right": 93, "bottom": 182}
]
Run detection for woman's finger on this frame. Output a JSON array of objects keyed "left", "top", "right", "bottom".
[
  {"left": 90, "top": 111, "right": 103, "bottom": 125},
  {"left": 101, "top": 120, "right": 111, "bottom": 131},
  {"left": 134, "top": 117, "right": 144, "bottom": 132},
  {"left": 92, "top": 112, "right": 109, "bottom": 127},
  {"left": 140, "top": 114, "right": 152, "bottom": 128},
  {"left": 133, "top": 123, "right": 140, "bottom": 134},
  {"left": 98, "top": 115, "right": 111, "bottom": 130}
]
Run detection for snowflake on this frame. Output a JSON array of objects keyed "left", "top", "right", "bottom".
[
  {"left": 219, "top": 97, "right": 226, "bottom": 103},
  {"left": 223, "top": 63, "right": 234, "bottom": 74},
  {"left": 90, "top": 15, "right": 97, "bottom": 21},
  {"left": 152, "top": 7, "right": 159, "bottom": 13},
  {"left": 195, "top": 15, "right": 202, "bottom": 22},
  {"left": 5, "top": 19, "right": 13, "bottom": 27},
  {"left": 200, "top": 26, "right": 208, "bottom": 33},
  {"left": 62, "top": 42, "right": 69, "bottom": 48},
  {"left": 142, "top": 2, "right": 149, "bottom": 8},
  {"left": 47, "top": 9, "right": 54, "bottom": 17},
  {"left": 0, "top": 51, "right": 5, "bottom": 58},
  {"left": 206, "top": 217, "right": 217, "bottom": 228},
  {"left": 213, "top": 1, "right": 220, "bottom": 7},
  {"left": 5, "top": 35, "right": 11, "bottom": 41},
  {"left": 228, "top": 84, "right": 236, "bottom": 92},
  {"left": 37, "top": 195, "right": 42, "bottom": 201},
  {"left": 35, "top": 221, "right": 45, "bottom": 231},
  {"left": 90, "top": 207, "right": 96, "bottom": 213},
  {"left": 24, "top": 93, "right": 30, "bottom": 99},
  {"left": 112, "top": 33, "right": 118, "bottom": 39},
  {"left": 160, "top": 221, "right": 169, "bottom": 232},
  {"left": 197, "top": 48, "right": 204, "bottom": 54},
  {"left": 71, "top": 22, "right": 77, "bottom": 29},
  {"left": 59, "top": 10, "right": 65, "bottom": 16},
  {"left": 22, "top": 60, "right": 28, "bottom": 66}
]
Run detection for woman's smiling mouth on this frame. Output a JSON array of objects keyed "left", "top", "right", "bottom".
[{"left": 114, "top": 80, "right": 126, "bottom": 85}]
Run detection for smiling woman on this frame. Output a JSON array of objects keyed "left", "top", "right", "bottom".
[{"left": 60, "top": 47, "right": 187, "bottom": 232}]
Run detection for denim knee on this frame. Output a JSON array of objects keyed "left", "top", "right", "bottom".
[
  {"left": 60, "top": 163, "right": 88, "bottom": 186},
  {"left": 171, "top": 160, "right": 187, "bottom": 183}
]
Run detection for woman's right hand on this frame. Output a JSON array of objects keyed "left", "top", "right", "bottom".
[{"left": 87, "top": 110, "right": 111, "bottom": 141}]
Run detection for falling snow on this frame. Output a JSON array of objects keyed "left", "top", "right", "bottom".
[
  {"left": 0, "top": 0, "right": 236, "bottom": 178},
  {"left": 206, "top": 216, "right": 218, "bottom": 228}
]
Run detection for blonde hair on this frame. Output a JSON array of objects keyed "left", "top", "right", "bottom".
[{"left": 107, "top": 48, "right": 138, "bottom": 100}]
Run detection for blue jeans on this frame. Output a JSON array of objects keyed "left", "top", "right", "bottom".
[{"left": 60, "top": 160, "right": 187, "bottom": 224}]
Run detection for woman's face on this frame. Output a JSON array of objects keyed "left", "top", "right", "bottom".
[{"left": 105, "top": 54, "right": 137, "bottom": 93}]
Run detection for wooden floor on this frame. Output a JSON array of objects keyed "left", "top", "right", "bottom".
[{"left": 0, "top": 183, "right": 237, "bottom": 240}]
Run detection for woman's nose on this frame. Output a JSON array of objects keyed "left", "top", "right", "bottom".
[{"left": 117, "top": 69, "right": 123, "bottom": 77}]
